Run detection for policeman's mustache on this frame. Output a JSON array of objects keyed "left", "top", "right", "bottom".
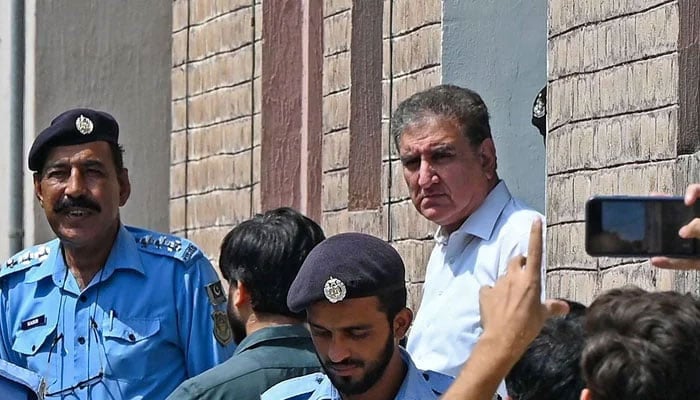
[{"left": 53, "top": 196, "right": 102, "bottom": 213}]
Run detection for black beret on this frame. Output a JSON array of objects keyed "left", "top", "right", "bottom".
[
  {"left": 287, "top": 232, "right": 406, "bottom": 313},
  {"left": 28, "top": 108, "right": 119, "bottom": 171}
]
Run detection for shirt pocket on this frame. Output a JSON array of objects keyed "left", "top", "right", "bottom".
[
  {"left": 12, "top": 323, "right": 57, "bottom": 357},
  {"left": 11, "top": 323, "right": 60, "bottom": 386},
  {"left": 101, "top": 317, "right": 161, "bottom": 380}
]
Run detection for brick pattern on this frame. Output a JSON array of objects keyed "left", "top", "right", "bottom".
[
  {"left": 171, "top": 0, "right": 442, "bottom": 307},
  {"left": 547, "top": 0, "right": 700, "bottom": 299},
  {"left": 321, "top": 0, "right": 442, "bottom": 311},
  {"left": 170, "top": 0, "right": 261, "bottom": 264}
]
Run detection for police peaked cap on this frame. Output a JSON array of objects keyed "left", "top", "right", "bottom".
[
  {"left": 287, "top": 232, "right": 406, "bottom": 313},
  {"left": 28, "top": 108, "right": 119, "bottom": 171}
]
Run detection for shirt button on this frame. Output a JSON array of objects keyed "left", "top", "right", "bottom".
[
  {"left": 78, "top": 336, "right": 86, "bottom": 345},
  {"left": 79, "top": 295, "right": 87, "bottom": 302},
  {"left": 128, "top": 333, "right": 136, "bottom": 342}
]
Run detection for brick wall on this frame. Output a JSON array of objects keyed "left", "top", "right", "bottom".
[
  {"left": 322, "top": 0, "right": 442, "bottom": 312},
  {"left": 171, "top": 0, "right": 443, "bottom": 311},
  {"left": 547, "top": 0, "right": 700, "bottom": 303},
  {"left": 170, "top": 0, "right": 261, "bottom": 264}
]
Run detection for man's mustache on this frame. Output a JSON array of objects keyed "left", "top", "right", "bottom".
[
  {"left": 53, "top": 196, "right": 101, "bottom": 213},
  {"left": 325, "top": 359, "right": 363, "bottom": 369}
]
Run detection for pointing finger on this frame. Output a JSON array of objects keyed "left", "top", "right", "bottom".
[{"left": 526, "top": 218, "right": 543, "bottom": 284}]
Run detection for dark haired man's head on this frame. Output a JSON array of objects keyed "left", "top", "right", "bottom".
[
  {"left": 392, "top": 85, "right": 499, "bottom": 234},
  {"left": 505, "top": 300, "right": 586, "bottom": 400},
  {"left": 219, "top": 207, "right": 325, "bottom": 342},
  {"left": 581, "top": 286, "right": 700, "bottom": 400}
]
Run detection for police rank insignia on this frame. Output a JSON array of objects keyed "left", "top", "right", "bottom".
[
  {"left": 212, "top": 310, "right": 233, "bottom": 346},
  {"left": 323, "top": 276, "right": 346, "bottom": 303},
  {"left": 75, "top": 114, "right": 94, "bottom": 135},
  {"left": 206, "top": 281, "right": 227, "bottom": 306}
]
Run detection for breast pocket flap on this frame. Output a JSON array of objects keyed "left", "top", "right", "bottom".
[
  {"left": 103, "top": 317, "right": 160, "bottom": 343},
  {"left": 11, "top": 324, "right": 57, "bottom": 356}
]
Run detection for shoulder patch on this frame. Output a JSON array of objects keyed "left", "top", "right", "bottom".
[
  {"left": 423, "top": 370, "right": 454, "bottom": 395},
  {"left": 261, "top": 372, "right": 326, "bottom": 400},
  {"left": 129, "top": 226, "right": 202, "bottom": 264},
  {"left": 0, "top": 245, "right": 51, "bottom": 279}
]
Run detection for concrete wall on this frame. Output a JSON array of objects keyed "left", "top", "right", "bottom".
[
  {"left": 442, "top": 0, "right": 547, "bottom": 212},
  {"left": 0, "top": 2, "right": 12, "bottom": 258},
  {"left": 546, "top": 0, "right": 700, "bottom": 303},
  {"left": 29, "top": 0, "right": 172, "bottom": 245}
]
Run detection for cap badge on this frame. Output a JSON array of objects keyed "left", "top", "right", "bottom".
[
  {"left": 323, "top": 276, "right": 347, "bottom": 303},
  {"left": 532, "top": 92, "right": 546, "bottom": 119},
  {"left": 75, "top": 114, "right": 94, "bottom": 135}
]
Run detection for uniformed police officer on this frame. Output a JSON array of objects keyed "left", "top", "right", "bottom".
[
  {"left": 0, "top": 108, "right": 235, "bottom": 399},
  {"left": 261, "top": 232, "right": 453, "bottom": 400}
]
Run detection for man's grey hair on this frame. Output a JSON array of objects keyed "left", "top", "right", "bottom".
[{"left": 390, "top": 84, "right": 491, "bottom": 149}]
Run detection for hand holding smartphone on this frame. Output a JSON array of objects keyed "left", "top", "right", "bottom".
[{"left": 585, "top": 195, "right": 700, "bottom": 257}]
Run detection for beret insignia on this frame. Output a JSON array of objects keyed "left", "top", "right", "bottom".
[
  {"left": 75, "top": 114, "right": 94, "bottom": 135},
  {"left": 323, "top": 276, "right": 347, "bottom": 303}
]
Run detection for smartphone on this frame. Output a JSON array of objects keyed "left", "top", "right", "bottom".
[{"left": 585, "top": 196, "right": 700, "bottom": 257}]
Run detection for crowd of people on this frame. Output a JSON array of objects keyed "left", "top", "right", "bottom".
[{"left": 1, "top": 84, "right": 699, "bottom": 400}]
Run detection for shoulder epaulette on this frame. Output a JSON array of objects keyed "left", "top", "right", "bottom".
[
  {"left": 128, "top": 226, "right": 202, "bottom": 264},
  {"left": 423, "top": 370, "right": 454, "bottom": 395},
  {"left": 261, "top": 372, "right": 325, "bottom": 400},
  {"left": 0, "top": 245, "right": 51, "bottom": 279}
]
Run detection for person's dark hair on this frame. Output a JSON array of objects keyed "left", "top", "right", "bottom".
[
  {"left": 581, "top": 286, "right": 700, "bottom": 400},
  {"left": 110, "top": 142, "right": 125, "bottom": 172},
  {"left": 506, "top": 300, "right": 586, "bottom": 400},
  {"left": 390, "top": 84, "right": 491, "bottom": 148},
  {"left": 219, "top": 207, "right": 325, "bottom": 319},
  {"left": 376, "top": 286, "right": 408, "bottom": 323}
]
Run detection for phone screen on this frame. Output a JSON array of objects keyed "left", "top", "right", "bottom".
[{"left": 585, "top": 196, "right": 700, "bottom": 257}]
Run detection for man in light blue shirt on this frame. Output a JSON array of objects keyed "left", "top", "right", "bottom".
[
  {"left": 262, "top": 233, "right": 453, "bottom": 400},
  {"left": 0, "top": 108, "right": 235, "bottom": 399}
]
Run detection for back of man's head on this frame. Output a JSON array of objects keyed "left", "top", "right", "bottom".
[
  {"left": 581, "top": 286, "right": 700, "bottom": 400},
  {"left": 219, "top": 207, "right": 325, "bottom": 319},
  {"left": 506, "top": 300, "right": 586, "bottom": 400}
]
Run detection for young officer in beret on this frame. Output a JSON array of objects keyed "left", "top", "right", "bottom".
[
  {"left": 0, "top": 108, "right": 235, "bottom": 399},
  {"left": 261, "top": 233, "right": 453, "bottom": 400}
]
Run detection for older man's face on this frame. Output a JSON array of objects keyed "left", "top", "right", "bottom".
[
  {"left": 33, "top": 141, "right": 130, "bottom": 250},
  {"left": 399, "top": 116, "right": 496, "bottom": 233}
]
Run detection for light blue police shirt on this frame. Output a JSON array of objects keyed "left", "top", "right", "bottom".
[
  {"left": 261, "top": 348, "right": 453, "bottom": 400},
  {"left": 0, "top": 358, "right": 45, "bottom": 399},
  {"left": 0, "top": 225, "right": 235, "bottom": 399}
]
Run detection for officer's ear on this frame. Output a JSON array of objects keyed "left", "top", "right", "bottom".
[
  {"left": 392, "top": 308, "right": 413, "bottom": 340},
  {"left": 233, "top": 280, "right": 250, "bottom": 307},
  {"left": 33, "top": 173, "right": 45, "bottom": 207},
  {"left": 117, "top": 168, "right": 131, "bottom": 206}
]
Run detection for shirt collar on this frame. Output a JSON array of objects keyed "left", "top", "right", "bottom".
[
  {"left": 24, "top": 224, "right": 145, "bottom": 285},
  {"left": 395, "top": 347, "right": 438, "bottom": 400},
  {"left": 234, "top": 324, "right": 311, "bottom": 356},
  {"left": 435, "top": 181, "right": 512, "bottom": 244}
]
